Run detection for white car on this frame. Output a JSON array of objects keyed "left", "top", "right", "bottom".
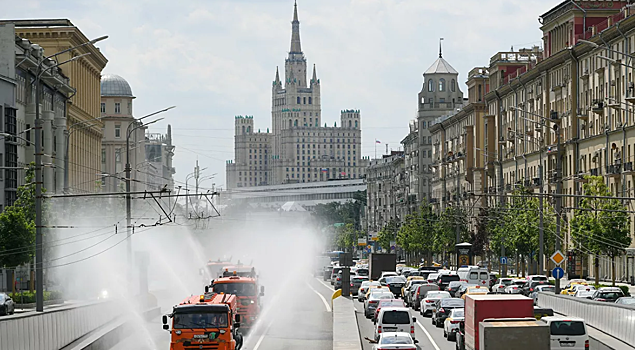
[
  {"left": 443, "top": 308, "right": 464, "bottom": 341},
  {"left": 541, "top": 316, "right": 588, "bottom": 350},
  {"left": 492, "top": 278, "right": 514, "bottom": 293},
  {"left": 504, "top": 279, "right": 526, "bottom": 294},
  {"left": 419, "top": 291, "right": 451, "bottom": 316},
  {"left": 374, "top": 308, "right": 416, "bottom": 342},
  {"left": 381, "top": 271, "right": 399, "bottom": 279},
  {"left": 372, "top": 332, "right": 417, "bottom": 350}
]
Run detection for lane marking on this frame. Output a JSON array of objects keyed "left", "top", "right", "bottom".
[
  {"left": 306, "top": 281, "right": 333, "bottom": 312},
  {"left": 252, "top": 320, "right": 273, "bottom": 350},
  {"left": 416, "top": 320, "right": 441, "bottom": 350},
  {"left": 315, "top": 277, "right": 335, "bottom": 291}
]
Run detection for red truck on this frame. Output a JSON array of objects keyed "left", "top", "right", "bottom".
[{"left": 464, "top": 294, "right": 534, "bottom": 350}]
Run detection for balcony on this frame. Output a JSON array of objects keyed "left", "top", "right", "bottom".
[
  {"left": 580, "top": 68, "right": 590, "bottom": 80},
  {"left": 574, "top": 172, "right": 589, "bottom": 183},
  {"left": 624, "top": 162, "right": 635, "bottom": 175},
  {"left": 606, "top": 164, "right": 622, "bottom": 177},
  {"left": 577, "top": 107, "right": 588, "bottom": 121},
  {"left": 590, "top": 168, "right": 599, "bottom": 176},
  {"left": 591, "top": 100, "right": 605, "bottom": 115},
  {"left": 505, "top": 183, "right": 512, "bottom": 192}
]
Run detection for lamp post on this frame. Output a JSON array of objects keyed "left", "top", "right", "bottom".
[{"left": 32, "top": 35, "right": 108, "bottom": 312}]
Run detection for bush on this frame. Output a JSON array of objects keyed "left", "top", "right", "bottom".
[{"left": 9, "top": 291, "right": 63, "bottom": 304}]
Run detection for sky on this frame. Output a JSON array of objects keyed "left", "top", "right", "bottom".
[{"left": 2, "top": 0, "right": 559, "bottom": 189}]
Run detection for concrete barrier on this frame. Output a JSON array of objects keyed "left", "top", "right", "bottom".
[
  {"left": 333, "top": 296, "right": 362, "bottom": 350},
  {"left": 537, "top": 292, "right": 635, "bottom": 350},
  {"left": 0, "top": 300, "right": 123, "bottom": 350}
]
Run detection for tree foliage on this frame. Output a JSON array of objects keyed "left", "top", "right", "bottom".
[
  {"left": 313, "top": 190, "right": 366, "bottom": 230},
  {"left": 377, "top": 219, "right": 398, "bottom": 251},
  {"left": 0, "top": 167, "right": 37, "bottom": 268}
]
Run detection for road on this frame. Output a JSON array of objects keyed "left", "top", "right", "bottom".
[{"left": 109, "top": 276, "right": 333, "bottom": 350}]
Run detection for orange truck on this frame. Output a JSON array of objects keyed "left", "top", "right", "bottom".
[
  {"left": 220, "top": 265, "right": 257, "bottom": 279},
  {"left": 200, "top": 259, "right": 233, "bottom": 284},
  {"left": 162, "top": 292, "right": 244, "bottom": 350},
  {"left": 209, "top": 274, "right": 264, "bottom": 332}
]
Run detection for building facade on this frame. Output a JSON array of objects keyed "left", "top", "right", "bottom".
[
  {"left": 366, "top": 151, "right": 407, "bottom": 234},
  {"left": 145, "top": 125, "right": 175, "bottom": 192},
  {"left": 226, "top": 3, "right": 369, "bottom": 189},
  {"left": 0, "top": 24, "right": 73, "bottom": 207},
  {"left": 9, "top": 19, "right": 108, "bottom": 193}
]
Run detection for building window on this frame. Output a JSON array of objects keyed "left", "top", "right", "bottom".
[
  {"left": 128, "top": 102, "right": 132, "bottom": 114},
  {"left": 303, "top": 97, "right": 306, "bottom": 104},
  {"left": 115, "top": 103, "right": 121, "bottom": 114},
  {"left": 115, "top": 124, "right": 121, "bottom": 138},
  {"left": 451, "top": 79, "right": 456, "bottom": 92},
  {"left": 428, "top": 79, "right": 434, "bottom": 92},
  {"left": 101, "top": 149, "right": 106, "bottom": 163},
  {"left": 439, "top": 78, "right": 446, "bottom": 92},
  {"left": 101, "top": 103, "right": 105, "bottom": 113},
  {"left": 115, "top": 148, "right": 121, "bottom": 163},
  {"left": 297, "top": 96, "right": 301, "bottom": 104},
  {"left": 309, "top": 97, "right": 312, "bottom": 104}
]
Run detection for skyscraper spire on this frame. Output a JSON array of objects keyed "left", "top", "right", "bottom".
[
  {"left": 312, "top": 64, "right": 317, "bottom": 82},
  {"left": 290, "top": 1, "right": 302, "bottom": 54},
  {"left": 275, "top": 66, "right": 280, "bottom": 83},
  {"left": 439, "top": 37, "right": 444, "bottom": 58}
]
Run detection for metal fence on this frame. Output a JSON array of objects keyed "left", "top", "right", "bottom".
[
  {"left": 0, "top": 300, "right": 123, "bottom": 350},
  {"left": 537, "top": 292, "right": 635, "bottom": 346}
]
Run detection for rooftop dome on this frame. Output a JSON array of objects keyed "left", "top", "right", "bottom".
[{"left": 101, "top": 74, "right": 134, "bottom": 98}]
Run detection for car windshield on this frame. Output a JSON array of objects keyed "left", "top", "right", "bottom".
[
  {"left": 618, "top": 298, "right": 635, "bottom": 304},
  {"left": 353, "top": 277, "right": 368, "bottom": 283},
  {"left": 575, "top": 285, "right": 594, "bottom": 290},
  {"left": 451, "top": 309, "right": 465, "bottom": 318},
  {"left": 448, "top": 281, "right": 464, "bottom": 287},
  {"left": 380, "top": 335, "right": 413, "bottom": 344},
  {"left": 576, "top": 291, "right": 594, "bottom": 297},
  {"left": 173, "top": 312, "right": 228, "bottom": 329},
  {"left": 500, "top": 279, "right": 513, "bottom": 286},
  {"left": 0, "top": 294, "right": 5, "bottom": 301},
  {"left": 440, "top": 275, "right": 460, "bottom": 282},
  {"left": 441, "top": 299, "right": 464, "bottom": 307},
  {"left": 371, "top": 293, "right": 394, "bottom": 300},
  {"left": 382, "top": 310, "right": 411, "bottom": 324},
  {"left": 428, "top": 274, "right": 439, "bottom": 280},
  {"left": 212, "top": 282, "right": 256, "bottom": 296},
  {"left": 427, "top": 291, "right": 450, "bottom": 298},
  {"left": 386, "top": 276, "right": 407, "bottom": 283},
  {"left": 550, "top": 321, "right": 586, "bottom": 336},
  {"left": 356, "top": 269, "right": 369, "bottom": 276},
  {"left": 538, "top": 286, "right": 556, "bottom": 292},
  {"left": 379, "top": 300, "right": 405, "bottom": 308},
  {"left": 598, "top": 292, "right": 623, "bottom": 299}
]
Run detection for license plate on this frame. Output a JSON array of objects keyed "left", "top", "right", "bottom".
[
  {"left": 384, "top": 327, "right": 397, "bottom": 331},
  {"left": 193, "top": 335, "right": 207, "bottom": 339},
  {"left": 560, "top": 342, "right": 575, "bottom": 347}
]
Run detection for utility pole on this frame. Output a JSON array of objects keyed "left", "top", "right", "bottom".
[
  {"left": 455, "top": 163, "right": 461, "bottom": 269},
  {"left": 195, "top": 160, "right": 200, "bottom": 214},
  {"left": 34, "top": 51, "right": 43, "bottom": 312},
  {"left": 554, "top": 121, "right": 563, "bottom": 294}
]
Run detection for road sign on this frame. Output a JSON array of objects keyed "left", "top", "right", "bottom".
[
  {"left": 552, "top": 266, "right": 564, "bottom": 279},
  {"left": 358, "top": 238, "right": 366, "bottom": 246},
  {"left": 500, "top": 257, "right": 508, "bottom": 264},
  {"left": 371, "top": 236, "right": 379, "bottom": 241},
  {"left": 551, "top": 250, "right": 565, "bottom": 265}
]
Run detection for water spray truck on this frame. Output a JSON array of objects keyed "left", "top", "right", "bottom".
[
  {"left": 209, "top": 273, "right": 264, "bottom": 331},
  {"left": 162, "top": 292, "right": 244, "bottom": 350},
  {"left": 200, "top": 259, "right": 233, "bottom": 284}
]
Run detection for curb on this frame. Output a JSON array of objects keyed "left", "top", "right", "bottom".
[{"left": 333, "top": 296, "right": 362, "bottom": 350}]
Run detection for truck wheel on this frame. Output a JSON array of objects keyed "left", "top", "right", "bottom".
[{"left": 235, "top": 332, "right": 244, "bottom": 350}]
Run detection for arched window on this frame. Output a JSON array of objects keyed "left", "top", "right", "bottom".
[
  {"left": 348, "top": 120, "right": 352, "bottom": 128},
  {"left": 451, "top": 79, "right": 456, "bottom": 92},
  {"left": 242, "top": 126, "right": 245, "bottom": 134},
  {"left": 289, "top": 119, "right": 292, "bottom": 128},
  {"left": 355, "top": 120, "right": 358, "bottom": 128},
  {"left": 303, "top": 97, "right": 306, "bottom": 104},
  {"left": 246, "top": 126, "right": 250, "bottom": 133},
  {"left": 428, "top": 79, "right": 434, "bottom": 92},
  {"left": 294, "top": 119, "right": 298, "bottom": 126},
  {"left": 309, "top": 97, "right": 312, "bottom": 104},
  {"left": 297, "top": 96, "right": 301, "bottom": 104},
  {"left": 439, "top": 78, "right": 446, "bottom": 92}
]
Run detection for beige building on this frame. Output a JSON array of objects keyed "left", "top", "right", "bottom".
[
  {"left": 226, "top": 3, "right": 369, "bottom": 189},
  {"left": 366, "top": 151, "right": 406, "bottom": 234},
  {"left": 10, "top": 19, "right": 108, "bottom": 193}
]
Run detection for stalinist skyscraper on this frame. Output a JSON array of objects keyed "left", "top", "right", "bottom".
[{"left": 227, "top": 2, "right": 368, "bottom": 189}]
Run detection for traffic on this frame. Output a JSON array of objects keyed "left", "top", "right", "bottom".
[
  {"left": 320, "top": 252, "right": 605, "bottom": 350},
  {"left": 161, "top": 260, "right": 264, "bottom": 350}
]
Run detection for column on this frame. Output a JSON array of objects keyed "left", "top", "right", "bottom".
[
  {"left": 42, "top": 110, "right": 54, "bottom": 192},
  {"left": 54, "top": 114, "right": 66, "bottom": 193}
]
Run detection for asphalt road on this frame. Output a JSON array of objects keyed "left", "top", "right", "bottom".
[{"left": 109, "top": 276, "right": 333, "bottom": 350}]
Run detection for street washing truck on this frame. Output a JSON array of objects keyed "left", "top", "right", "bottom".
[
  {"left": 461, "top": 294, "right": 548, "bottom": 350},
  {"left": 162, "top": 292, "right": 244, "bottom": 350},
  {"left": 209, "top": 274, "right": 264, "bottom": 332},
  {"left": 369, "top": 253, "right": 397, "bottom": 280}
]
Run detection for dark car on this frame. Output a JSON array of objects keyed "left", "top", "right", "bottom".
[
  {"left": 431, "top": 297, "right": 464, "bottom": 327},
  {"left": 446, "top": 281, "right": 467, "bottom": 297},
  {"left": 591, "top": 287, "right": 625, "bottom": 302},
  {"left": 0, "top": 293, "right": 15, "bottom": 316},
  {"left": 350, "top": 276, "right": 369, "bottom": 296},
  {"left": 488, "top": 273, "right": 498, "bottom": 288},
  {"left": 521, "top": 280, "right": 550, "bottom": 297},
  {"left": 417, "top": 270, "right": 436, "bottom": 280},
  {"left": 455, "top": 283, "right": 477, "bottom": 299},
  {"left": 384, "top": 276, "right": 407, "bottom": 297},
  {"left": 436, "top": 274, "right": 460, "bottom": 290},
  {"left": 356, "top": 268, "right": 369, "bottom": 277},
  {"left": 412, "top": 283, "right": 440, "bottom": 311}
]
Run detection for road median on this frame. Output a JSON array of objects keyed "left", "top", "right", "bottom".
[{"left": 333, "top": 296, "right": 362, "bottom": 350}]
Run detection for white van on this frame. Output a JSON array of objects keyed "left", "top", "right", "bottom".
[
  {"left": 541, "top": 316, "right": 589, "bottom": 350},
  {"left": 374, "top": 307, "right": 416, "bottom": 342},
  {"left": 457, "top": 266, "right": 489, "bottom": 286}
]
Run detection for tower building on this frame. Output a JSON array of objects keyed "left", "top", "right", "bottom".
[{"left": 227, "top": 2, "right": 368, "bottom": 189}]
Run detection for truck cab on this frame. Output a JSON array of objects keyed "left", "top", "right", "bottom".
[
  {"left": 162, "top": 292, "right": 243, "bottom": 350},
  {"left": 210, "top": 275, "right": 264, "bottom": 331}
]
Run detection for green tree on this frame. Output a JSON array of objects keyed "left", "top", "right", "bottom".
[
  {"left": 433, "top": 206, "right": 469, "bottom": 266},
  {"left": 571, "top": 176, "right": 631, "bottom": 286},
  {"left": 0, "top": 167, "right": 37, "bottom": 268},
  {"left": 377, "top": 219, "right": 398, "bottom": 252}
]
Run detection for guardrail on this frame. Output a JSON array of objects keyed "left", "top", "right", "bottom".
[
  {"left": 0, "top": 300, "right": 123, "bottom": 350},
  {"left": 537, "top": 292, "right": 635, "bottom": 347}
]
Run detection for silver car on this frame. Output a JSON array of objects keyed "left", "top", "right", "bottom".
[
  {"left": 0, "top": 293, "right": 15, "bottom": 316},
  {"left": 358, "top": 281, "right": 381, "bottom": 302},
  {"left": 419, "top": 291, "right": 451, "bottom": 317},
  {"left": 530, "top": 284, "right": 555, "bottom": 305},
  {"left": 504, "top": 279, "right": 526, "bottom": 294},
  {"left": 364, "top": 291, "right": 395, "bottom": 318}
]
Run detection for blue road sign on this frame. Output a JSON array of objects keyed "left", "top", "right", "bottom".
[
  {"left": 552, "top": 267, "right": 565, "bottom": 280},
  {"left": 500, "top": 257, "right": 508, "bottom": 264}
]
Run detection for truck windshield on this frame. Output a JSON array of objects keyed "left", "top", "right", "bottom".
[
  {"left": 173, "top": 312, "right": 228, "bottom": 329},
  {"left": 213, "top": 282, "right": 257, "bottom": 296},
  {"left": 550, "top": 321, "right": 586, "bottom": 336}
]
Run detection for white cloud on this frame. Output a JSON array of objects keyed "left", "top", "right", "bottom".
[{"left": 2, "top": 0, "right": 556, "bottom": 187}]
